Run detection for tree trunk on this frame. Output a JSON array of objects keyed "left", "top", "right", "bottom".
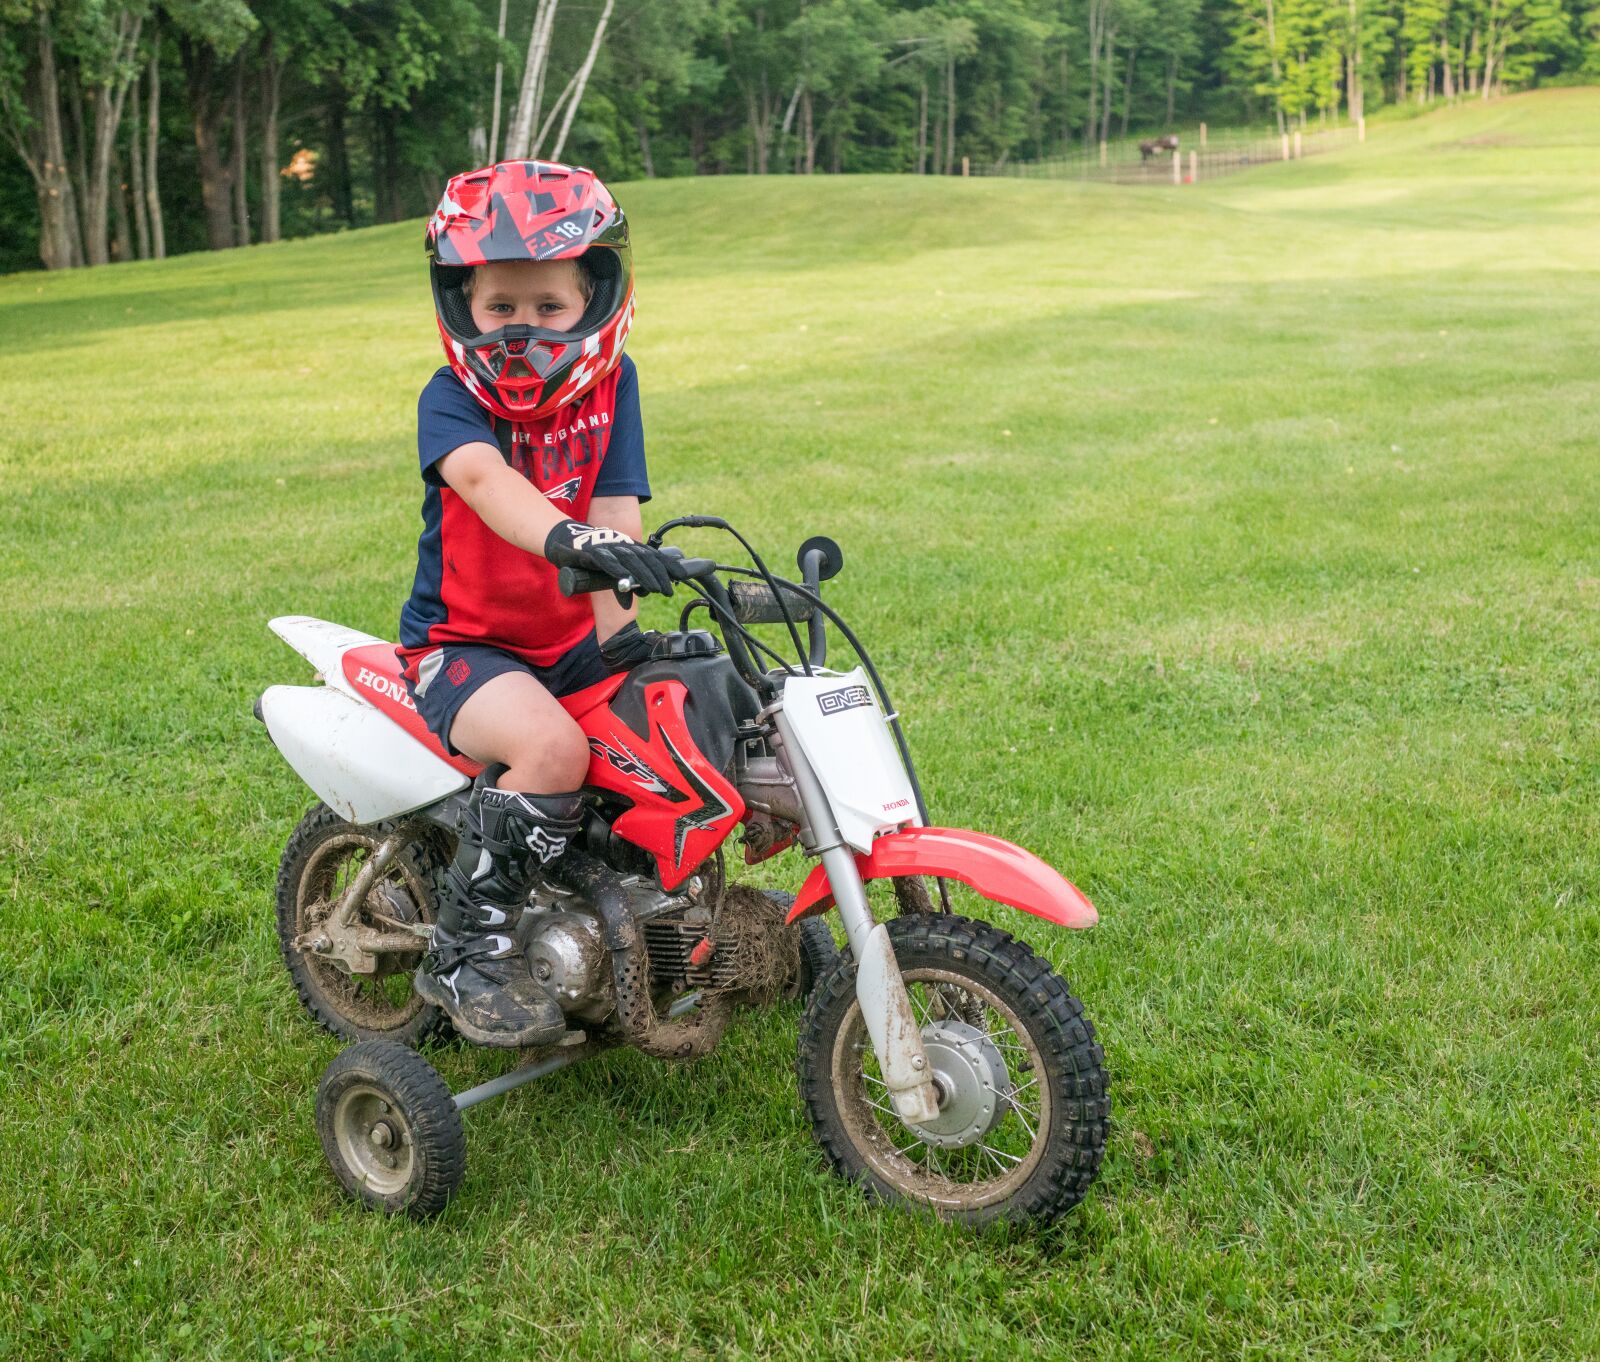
[
  {"left": 1119, "top": 45, "right": 1137, "bottom": 139},
  {"left": 1482, "top": 0, "right": 1499, "bottom": 98},
  {"left": 145, "top": 41, "right": 165, "bottom": 259},
  {"left": 549, "top": 0, "right": 614, "bottom": 161},
  {"left": 82, "top": 12, "right": 143, "bottom": 266},
  {"left": 18, "top": 13, "right": 78, "bottom": 268},
  {"left": 128, "top": 76, "right": 150, "bottom": 259},
  {"left": 1165, "top": 50, "right": 1178, "bottom": 125},
  {"left": 64, "top": 61, "right": 90, "bottom": 264},
  {"left": 371, "top": 107, "right": 392, "bottom": 222},
  {"left": 690, "top": 110, "right": 707, "bottom": 175},
  {"left": 507, "top": 0, "right": 559, "bottom": 159},
  {"left": 1100, "top": 38, "right": 1116, "bottom": 152},
  {"left": 259, "top": 33, "right": 281, "bottom": 243},
  {"left": 1060, "top": 46, "right": 1071, "bottom": 148},
  {"left": 488, "top": 0, "right": 509, "bottom": 161},
  {"left": 944, "top": 54, "right": 955, "bottom": 174},
  {"left": 180, "top": 37, "right": 234, "bottom": 250},
  {"left": 111, "top": 145, "right": 133, "bottom": 261},
  {"left": 1085, "top": 0, "right": 1101, "bottom": 148},
  {"left": 801, "top": 87, "right": 815, "bottom": 174},
  {"left": 916, "top": 77, "right": 928, "bottom": 172},
  {"left": 1440, "top": 35, "right": 1454, "bottom": 98},
  {"left": 1264, "top": 0, "right": 1285, "bottom": 133},
  {"left": 326, "top": 94, "right": 354, "bottom": 225},
  {"left": 636, "top": 114, "right": 655, "bottom": 177},
  {"left": 229, "top": 55, "right": 249, "bottom": 246}
]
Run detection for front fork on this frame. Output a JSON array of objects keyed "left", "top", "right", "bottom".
[{"left": 771, "top": 710, "right": 941, "bottom": 1126}]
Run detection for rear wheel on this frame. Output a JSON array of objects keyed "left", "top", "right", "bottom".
[
  {"left": 797, "top": 913, "right": 1107, "bottom": 1227},
  {"left": 275, "top": 803, "right": 450, "bottom": 1046}
]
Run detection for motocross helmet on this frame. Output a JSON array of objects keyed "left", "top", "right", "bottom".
[{"left": 426, "top": 160, "right": 634, "bottom": 421}]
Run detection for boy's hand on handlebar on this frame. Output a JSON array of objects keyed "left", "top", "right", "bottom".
[{"left": 543, "top": 519, "right": 676, "bottom": 597}]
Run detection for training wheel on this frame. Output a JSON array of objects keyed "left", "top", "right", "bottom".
[{"left": 316, "top": 1040, "right": 465, "bottom": 1217}]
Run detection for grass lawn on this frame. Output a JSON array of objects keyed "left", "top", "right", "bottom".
[{"left": 3, "top": 87, "right": 1599, "bottom": 1360}]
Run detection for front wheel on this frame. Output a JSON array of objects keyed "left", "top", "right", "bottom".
[{"left": 797, "top": 913, "right": 1107, "bottom": 1227}]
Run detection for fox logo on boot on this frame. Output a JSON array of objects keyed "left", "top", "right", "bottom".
[{"left": 523, "top": 826, "right": 568, "bottom": 863}]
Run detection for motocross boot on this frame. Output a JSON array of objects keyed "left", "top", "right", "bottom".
[{"left": 415, "top": 774, "right": 585, "bottom": 1048}]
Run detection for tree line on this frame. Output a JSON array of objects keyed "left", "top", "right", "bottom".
[{"left": 2, "top": 0, "right": 1595, "bottom": 273}]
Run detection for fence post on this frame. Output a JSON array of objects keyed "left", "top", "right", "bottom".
[
  {"left": 1200, "top": 121, "right": 1208, "bottom": 148},
  {"left": 961, "top": 155, "right": 969, "bottom": 177},
  {"left": 1189, "top": 149, "right": 1197, "bottom": 183},
  {"left": 1099, "top": 139, "right": 1108, "bottom": 167},
  {"left": 1293, "top": 129, "right": 1303, "bottom": 158},
  {"left": 1358, "top": 116, "right": 1366, "bottom": 143},
  {"left": 1281, "top": 132, "right": 1289, "bottom": 160}
]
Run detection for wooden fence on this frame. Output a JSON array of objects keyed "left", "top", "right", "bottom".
[{"left": 976, "top": 120, "right": 1365, "bottom": 186}]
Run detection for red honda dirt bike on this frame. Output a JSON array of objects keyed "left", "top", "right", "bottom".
[{"left": 258, "top": 517, "right": 1108, "bottom": 1225}]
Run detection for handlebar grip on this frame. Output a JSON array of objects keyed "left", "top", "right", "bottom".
[{"left": 557, "top": 566, "right": 621, "bottom": 597}]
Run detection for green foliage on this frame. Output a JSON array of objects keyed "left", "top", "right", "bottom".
[{"left": 0, "top": 0, "right": 1597, "bottom": 270}]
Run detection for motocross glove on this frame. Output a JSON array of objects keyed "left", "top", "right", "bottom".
[
  {"left": 599, "top": 621, "right": 662, "bottom": 673},
  {"left": 543, "top": 519, "right": 676, "bottom": 597}
]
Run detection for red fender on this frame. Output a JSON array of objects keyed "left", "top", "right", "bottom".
[{"left": 786, "top": 827, "right": 1098, "bottom": 929}]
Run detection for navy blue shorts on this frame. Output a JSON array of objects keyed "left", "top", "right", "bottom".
[{"left": 401, "top": 634, "right": 611, "bottom": 757}]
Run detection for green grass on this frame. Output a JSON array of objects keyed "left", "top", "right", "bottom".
[{"left": 4, "top": 87, "right": 1599, "bottom": 1360}]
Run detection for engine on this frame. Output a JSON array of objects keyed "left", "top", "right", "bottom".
[{"left": 519, "top": 878, "right": 796, "bottom": 1024}]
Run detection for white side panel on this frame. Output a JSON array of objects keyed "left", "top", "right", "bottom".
[
  {"left": 781, "top": 667, "right": 918, "bottom": 854},
  {"left": 261, "top": 683, "right": 469, "bottom": 823},
  {"left": 269, "top": 616, "right": 387, "bottom": 700}
]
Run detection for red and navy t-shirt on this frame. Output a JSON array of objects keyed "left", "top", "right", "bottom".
[{"left": 398, "top": 355, "right": 650, "bottom": 669}]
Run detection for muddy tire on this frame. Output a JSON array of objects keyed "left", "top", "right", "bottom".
[
  {"left": 316, "top": 1041, "right": 464, "bottom": 1217},
  {"left": 797, "top": 913, "right": 1107, "bottom": 1228},
  {"left": 795, "top": 917, "right": 842, "bottom": 1002},
  {"left": 275, "top": 803, "right": 450, "bottom": 1047},
  {"left": 757, "top": 891, "right": 840, "bottom": 1003}
]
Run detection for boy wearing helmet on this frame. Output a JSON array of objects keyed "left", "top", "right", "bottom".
[{"left": 398, "top": 161, "right": 674, "bottom": 1048}]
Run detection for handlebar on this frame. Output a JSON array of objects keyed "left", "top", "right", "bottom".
[
  {"left": 556, "top": 525, "right": 843, "bottom": 686},
  {"left": 556, "top": 550, "right": 718, "bottom": 600}
]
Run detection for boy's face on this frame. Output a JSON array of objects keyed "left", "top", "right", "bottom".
[{"left": 468, "top": 259, "right": 587, "bottom": 334}]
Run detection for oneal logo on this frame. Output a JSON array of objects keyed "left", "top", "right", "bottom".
[
  {"left": 818, "top": 685, "right": 872, "bottom": 716},
  {"left": 355, "top": 666, "right": 418, "bottom": 712}
]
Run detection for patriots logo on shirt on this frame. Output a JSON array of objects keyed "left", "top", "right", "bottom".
[{"left": 545, "top": 476, "right": 582, "bottom": 505}]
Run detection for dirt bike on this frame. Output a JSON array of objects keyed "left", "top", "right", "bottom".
[{"left": 257, "top": 516, "right": 1108, "bottom": 1226}]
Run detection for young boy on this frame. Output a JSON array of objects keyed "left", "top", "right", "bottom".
[{"left": 398, "top": 161, "right": 674, "bottom": 1048}]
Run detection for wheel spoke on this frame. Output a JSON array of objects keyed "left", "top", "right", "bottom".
[{"left": 1007, "top": 1100, "right": 1038, "bottom": 1144}]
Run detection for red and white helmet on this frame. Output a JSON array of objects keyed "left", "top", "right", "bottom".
[{"left": 426, "top": 160, "right": 634, "bottom": 421}]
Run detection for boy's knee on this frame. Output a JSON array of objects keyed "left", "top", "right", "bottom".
[
  {"left": 506, "top": 723, "right": 589, "bottom": 792},
  {"left": 546, "top": 728, "right": 591, "bottom": 790}
]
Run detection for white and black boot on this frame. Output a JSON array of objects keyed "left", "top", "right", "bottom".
[{"left": 415, "top": 779, "right": 585, "bottom": 1048}]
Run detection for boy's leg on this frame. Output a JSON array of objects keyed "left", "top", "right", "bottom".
[{"left": 415, "top": 668, "right": 593, "bottom": 1048}]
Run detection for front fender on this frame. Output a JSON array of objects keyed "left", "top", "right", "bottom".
[{"left": 786, "top": 827, "right": 1098, "bottom": 930}]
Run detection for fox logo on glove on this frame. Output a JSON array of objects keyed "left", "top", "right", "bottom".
[{"left": 569, "top": 524, "right": 628, "bottom": 550}]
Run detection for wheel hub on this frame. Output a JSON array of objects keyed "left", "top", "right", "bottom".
[
  {"left": 907, "top": 1020, "right": 1011, "bottom": 1149},
  {"left": 332, "top": 1086, "right": 413, "bottom": 1191}
]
